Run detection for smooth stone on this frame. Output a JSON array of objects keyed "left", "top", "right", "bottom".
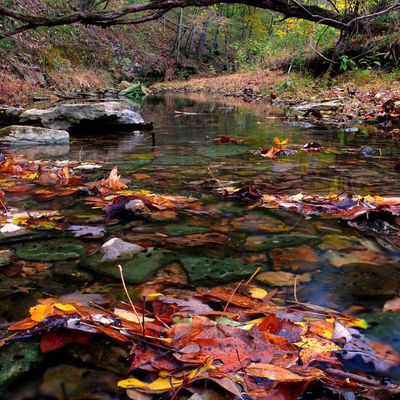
[
  {"left": 179, "top": 256, "right": 263, "bottom": 285},
  {"left": 245, "top": 234, "right": 318, "bottom": 251},
  {"left": 230, "top": 215, "right": 288, "bottom": 233},
  {"left": 99, "top": 238, "right": 145, "bottom": 262},
  {"left": 19, "top": 101, "right": 145, "bottom": 131},
  {"left": 256, "top": 271, "right": 312, "bottom": 286},
  {"left": 0, "top": 125, "right": 69, "bottom": 145},
  {"left": 269, "top": 246, "right": 319, "bottom": 271},
  {"left": 81, "top": 243, "right": 177, "bottom": 284},
  {"left": 15, "top": 240, "right": 84, "bottom": 261},
  {"left": 325, "top": 249, "right": 387, "bottom": 268},
  {"left": 162, "top": 224, "right": 209, "bottom": 236},
  {"left": 318, "top": 234, "right": 353, "bottom": 250}
]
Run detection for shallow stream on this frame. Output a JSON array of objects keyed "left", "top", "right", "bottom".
[{"left": 1, "top": 93, "right": 400, "bottom": 398}]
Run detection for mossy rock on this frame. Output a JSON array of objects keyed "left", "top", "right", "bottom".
[
  {"left": 81, "top": 248, "right": 178, "bottom": 284},
  {"left": 15, "top": 240, "right": 85, "bottom": 261},
  {"left": 162, "top": 224, "right": 209, "bottom": 236},
  {"left": 180, "top": 256, "right": 263, "bottom": 285},
  {"left": 245, "top": 234, "right": 318, "bottom": 251},
  {"left": 0, "top": 340, "right": 43, "bottom": 388}
]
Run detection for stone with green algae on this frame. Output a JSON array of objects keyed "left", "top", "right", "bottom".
[
  {"left": 244, "top": 234, "right": 318, "bottom": 251},
  {"left": 81, "top": 240, "right": 177, "bottom": 284},
  {"left": 15, "top": 240, "right": 85, "bottom": 261},
  {"left": 162, "top": 224, "right": 209, "bottom": 236},
  {"left": 179, "top": 256, "right": 263, "bottom": 285}
]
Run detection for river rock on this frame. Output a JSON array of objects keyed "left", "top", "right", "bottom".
[
  {"left": 269, "top": 246, "right": 318, "bottom": 271},
  {"left": 81, "top": 239, "right": 177, "bottom": 283},
  {"left": 15, "top": 240, "right": 85, "bottom": 261},
  {"left": 325, "top": 249, "right": 387, "bottom": 268},
  {"left": 245, "top": 234, "right": 318, "bottom": 251},
  {"left": 0, "top": 125, "right": 69, "bottom": 145},
  {"left": 18, "top": 101, "right": 146, "bottom": 131},
  {"left": 256, "top": 271, "right": 312, "bottom": 286},
  {"left": 179, "top": 256, "right": 262, "bottom": 284}
]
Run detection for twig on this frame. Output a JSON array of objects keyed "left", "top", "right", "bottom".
[
  {"left": 118, "top": 264, "right": 143, "bottom": 331},
  {"left": 235, "top": 348, "right": 245, "bottom": 371},
  {"left": 293, "top": 276, "right": 299, "bottom": 303},
  {"left": 0, "top": 198, "right": 8, "bottom": 213},
  {"left": 244, "top": 267, "right": 260, "bottom": 286},
  {"left": 220, "top": 280, "right": 244, "bottom": 319}
]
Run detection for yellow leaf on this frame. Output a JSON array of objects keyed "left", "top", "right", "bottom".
[
  {"left": 118, "top": 376, "right": 183, "bottom": 392},
  {"left": 248, "top": 287, "right": 267, "bottom": 299},
  {"left": 241, "top": 316, "right": 266, "bottom": 330},
  {"left": 54, "top": 303, "right": 77, "bottom": 313},
  {"left": 29, "top": 304, "right": 54, "bottom": 322},
  {"left": 344, "top": 317, "right": 368, "bottom": 329},
  {"left": 294, "top": 336, "right": 340, "bottom": 352},
  {"left": 146, "top": 293, "right": 163, "bottom": 301}
]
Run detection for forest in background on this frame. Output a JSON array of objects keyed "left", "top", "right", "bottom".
[{"left": 0, "top": 0, "right": 399, "bottom": 105}]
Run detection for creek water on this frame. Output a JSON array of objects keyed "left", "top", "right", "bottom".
[{"left": 1, "top": 93, "right": 400, "bottom": 398}]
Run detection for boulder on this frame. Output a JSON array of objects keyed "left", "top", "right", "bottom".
[
  {"left": 19, "top": 101, "right": 146, "bottom": 131},
  {"left": 0, "top": 125, "right": 69, "bottom": 145}
]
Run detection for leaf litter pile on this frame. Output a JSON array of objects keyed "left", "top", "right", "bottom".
[
  {"left": 1, "top": 148, "right": 400, "bottom": 399},
  {"left": 3, "top": 279, "right": 400, "bottom": 400}
]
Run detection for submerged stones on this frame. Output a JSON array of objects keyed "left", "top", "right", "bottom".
[
  {"left": 256, "top": 271, "right": 312, "bottom": 287},
  {"left": 81, "top": 238, "right": 177, "bottom": 284},
  {"left": 15, "top": 240, "right": 85, "bottom": 261},
  {"left": 245, "top": 234, "right": 318, "bottom": 251},
  {"left": 0, "top": 125, "right": 69, "bottom": 145},
  {"left": 179, "top": 256, "right": 262, "bottom": 285}
]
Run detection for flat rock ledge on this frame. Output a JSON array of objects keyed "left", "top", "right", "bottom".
[
  {"left": 0, "top": 125, "right": 69, "bottom": 145},
  {"left": 0, "top": 101, "right": 149, "bottom": 132}
]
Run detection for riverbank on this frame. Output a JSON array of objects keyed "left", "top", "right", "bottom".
[{"left": 152, "top": 70, "right": 400, "bottom": 128}]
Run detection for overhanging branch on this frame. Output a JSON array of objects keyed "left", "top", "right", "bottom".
[{"left": 0, "top": 0, "right": 398, "bottom": 39}]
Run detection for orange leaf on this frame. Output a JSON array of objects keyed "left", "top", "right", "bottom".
[
  {"left": 29, "top": 303, "right": 54, "bottom": 322},
  {"left": 246, "top": 363, "right": 310, "bottom": 382}
]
